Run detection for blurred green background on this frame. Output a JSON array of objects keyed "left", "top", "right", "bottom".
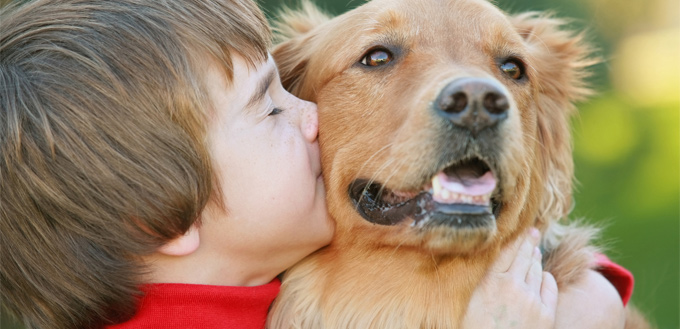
[{"left": 2, "top": 0, "right": 678, "bottom": 328}]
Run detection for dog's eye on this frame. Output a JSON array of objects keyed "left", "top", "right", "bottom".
[
  {"left": 500, "top": 59, "right": 524, "bottom": 80},
  {"left": 360, "top": 48, "right": 393, "bottom": 67}
]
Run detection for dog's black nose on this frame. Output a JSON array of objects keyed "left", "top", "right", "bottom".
[{"left": 435, "top": 78, "right": 509, "bottom": 135}]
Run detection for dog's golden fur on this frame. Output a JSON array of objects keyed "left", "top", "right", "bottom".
[{"left": 268, "top": 0, "right": 650, "bottom": 328}]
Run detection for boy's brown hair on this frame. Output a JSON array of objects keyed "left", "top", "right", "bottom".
[{"left": 0, "top": 0, "right": 270, "bottom": 327}]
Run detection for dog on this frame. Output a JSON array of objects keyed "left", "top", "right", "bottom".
[{"left": 268, "top": 0, "right": 651, "bottom": 328}]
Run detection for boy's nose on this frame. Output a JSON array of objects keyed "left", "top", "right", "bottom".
[{"left": 300, "top": 100, "right": 319, "bottom": 142}]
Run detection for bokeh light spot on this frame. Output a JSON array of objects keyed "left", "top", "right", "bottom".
[{"left": 611, "top": 28, "right": 680, "bottom": 107}]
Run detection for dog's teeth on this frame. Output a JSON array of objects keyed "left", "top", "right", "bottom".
[
  {"left": 432, "top": 176, "right": 442, "bottom": 197},
  {"left": 431, "top": 174, "right": 492, "bottom": 206}
]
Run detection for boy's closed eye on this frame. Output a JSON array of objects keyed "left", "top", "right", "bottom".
[{"left": 269, "top": 107, "right": 284, "bottom": 116}]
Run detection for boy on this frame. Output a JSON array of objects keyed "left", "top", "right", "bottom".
[{"left": 0, "top": 0, "right": 627, "bottom": 328}]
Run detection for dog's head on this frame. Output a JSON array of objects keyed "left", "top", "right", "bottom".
[{"left": 274, "top": 0, "right": 592, "bottom": 255}]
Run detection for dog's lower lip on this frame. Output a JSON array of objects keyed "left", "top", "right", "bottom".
[
  {"left": 431, "top": 202, "right": 492, "bottom": 216},
  {"left": 349, "top": 180, "right": 497, "bottom": 227}
]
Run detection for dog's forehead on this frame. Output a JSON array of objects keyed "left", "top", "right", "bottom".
[
  {"left": 294, "top": 0, "right": 531, "bottom": 100},
  {"left": 355, "top": 0, "right": 512, "bottom": 33},
  {"left": 322, "top": 0, "right": 524, "bottom": 56}
]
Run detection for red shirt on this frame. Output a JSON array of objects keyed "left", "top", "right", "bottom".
[
  {"left": 107, "top": 279, "right": 280, "bottom": 329},
  {"left": 107, "top": 256, "right": 633, "bottom": 328},
  {"left": 595, "top": 253, "right": 634, "bottom": 306}
]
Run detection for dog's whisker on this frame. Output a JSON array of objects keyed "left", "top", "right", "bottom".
[
  {"left": 357, "top": 142, "right": 394, "bottom": 177},
  {"left": 355, "top": 143, "right": 396, "bottom": 205},
  {"left": 357, "top": 158, "right": 397, "bottom": 206},
  {"left": 375, "top": 130, "right": 433, "bottom": 199},
  {"left": 368, "top": 157, "right": 401, "bottom": 205},
  {"left": 375, "top": 156, "right": 409, "bottom": 200}
]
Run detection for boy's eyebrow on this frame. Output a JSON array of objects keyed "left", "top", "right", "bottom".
[{"left": 246, "top": 67, "right": 276, "bottom": 110}]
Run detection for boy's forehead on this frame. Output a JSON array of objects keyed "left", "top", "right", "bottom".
[
  {"left": 198, "top": 52, "right": 272, "bottom": 82},
  {"left": 233, "top": 55, "right": 279, "bottom": 112},
  {"left": 245, "top": 63, "right": 277, "bottom": 109},
  {"left": 203, "top": 54, "right": 277, "bottom": 116},
  {"left": 243, "top": 54, "right": 277, "bottom": 83}
]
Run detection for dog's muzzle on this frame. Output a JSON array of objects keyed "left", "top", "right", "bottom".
[{"left": 348, "top": 78, "right": 510, "bottom": 231}]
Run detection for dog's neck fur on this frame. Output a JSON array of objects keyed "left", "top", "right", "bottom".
[{"left": 271, "top": 241, "right": 495, "bottom": 329}]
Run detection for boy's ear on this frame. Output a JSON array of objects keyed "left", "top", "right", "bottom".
[{"left": 157, "top": 224, "right": 200, "bottom": 256}]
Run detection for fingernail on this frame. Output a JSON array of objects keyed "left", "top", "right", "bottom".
[
  {"left": 529, "top": 227, "right": 540, "bottom": 240},
  {"left": 533, "top": 246, "right": 542, "bottom": 258}
]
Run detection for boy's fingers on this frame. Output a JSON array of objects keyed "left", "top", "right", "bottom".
[
  {"left": 525, "top": 247, "right": 544, "bottom": 293},
  {"left": 506, "top": 229, "right": 541, "bottom": 277},
  {"left": 490, "top": 228, "right": 540, "bottom": 273},
  {"left": 540, "top": 271, "right": 559, "bottom": 311}
]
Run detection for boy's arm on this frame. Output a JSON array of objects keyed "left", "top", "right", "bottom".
[
  {"left": 594, "top": 253, "right": 634, "bottom": 306},
  {"left": 554, "top": 254, "right": 634, "bottom": 329}
]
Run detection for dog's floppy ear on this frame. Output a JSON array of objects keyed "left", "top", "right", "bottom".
[
  {"left": 272, "top": 1, "right": 331, "bottom": 98},
  {"left": 511, "top": 13, "right": 596, "bottom": 228}
]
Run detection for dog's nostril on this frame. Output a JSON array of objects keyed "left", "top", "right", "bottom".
[
  {"left": 435, "top": 77, "right": 510, "bottom": 135},
  {"left": 440, "top": 92, "right": 468, "bottom": 114},
  {"left": 483, "top": 92, "right": 509, "bottom": 114}
]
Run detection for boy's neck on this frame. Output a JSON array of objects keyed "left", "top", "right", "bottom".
[{"left": 142, "top": 249, "right": 280, "bottom": 287}]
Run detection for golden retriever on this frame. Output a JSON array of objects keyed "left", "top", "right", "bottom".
[{"left": 268, "top": 0, "right": 651, "bottom": 328}]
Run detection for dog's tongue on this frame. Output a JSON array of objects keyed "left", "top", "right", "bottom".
[{"left": 432, "top": 171, "right": 496, "bottom": 197}]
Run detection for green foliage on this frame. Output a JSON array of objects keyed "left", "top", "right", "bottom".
[{"left": 573, "top": 95, "right": 679, "bottom": 329}]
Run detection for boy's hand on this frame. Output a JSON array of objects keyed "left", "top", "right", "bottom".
[
  {"left": 554, "top": 269, "right": 625, "bottom": 329},
  {"left": 461, "top": 228, "right": 558, "bottom": 329}
]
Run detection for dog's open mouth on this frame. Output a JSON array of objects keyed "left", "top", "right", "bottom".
[{"left": 349, "top": 157, "right": 500, "bottom": 228}]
